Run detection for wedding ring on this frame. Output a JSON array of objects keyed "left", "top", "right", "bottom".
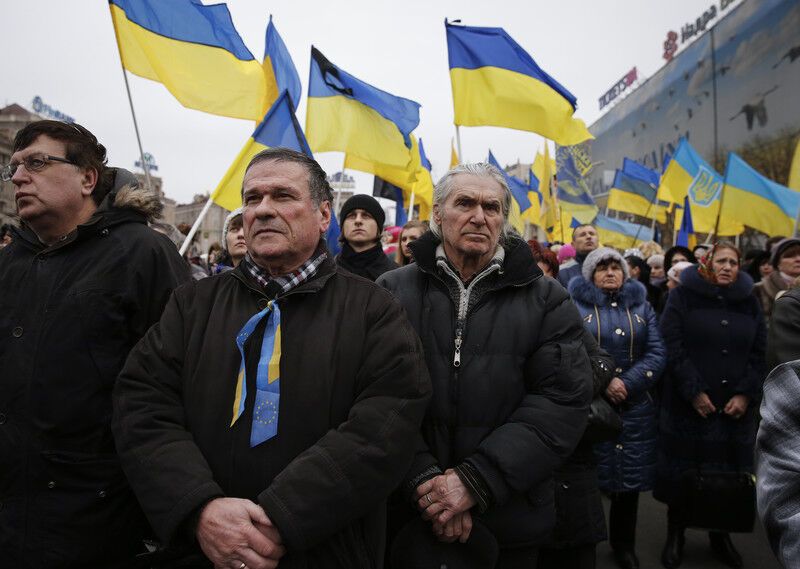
[{"left": 426, "top": 493, "right": 433, "bottom": 505}]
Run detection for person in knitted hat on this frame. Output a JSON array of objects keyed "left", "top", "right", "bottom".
[
  {"left": 568, "top": 247, "right": 666, "bottom": 569},
  {"left": 336, "top": 194, "right": 397, "bottom": 280},
  {"left": 212, "top": 207, "right": 246, "bottom": 274},
  {"left": 755, "top": 237, "right": 800, "bottom": 322}
]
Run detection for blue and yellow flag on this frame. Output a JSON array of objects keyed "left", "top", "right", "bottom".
[
  {"left": 263, "top": 16, "right": 301, "bottom": 112},
  {"left": 657, "top": 139, "right": 743, "bottom": 236},
  {"left": 721, "top": 153, "right": 800, "bottom": 237},
  {"left": 555, "top": 145, "right": 598, "bottom": 224},
  {"left": 595, "top": 214, "right": 654, "bottom": 249},
  {"left": 445, "top": 21, "right": 592, "bottom": 146},
  {"left": 110, "top": 0, "right": 272, "bottom": 121},
  {"left": 608, "top": 159, "right": 669, "bottom": 223},
  {"left": 307, "top": 47, "right": 420, "bottom": 169},
  {"left": 346, "top": 135, "right": 433, "bottom": 221},
  {"left": 211, "top": 90, "right": 312, "bottom": 211},
  {"left": 675, "top": 196, "right": 697, "bottom": 249},
  {"left": 488, "top": 150, "right": 530, "bottom": 234}
]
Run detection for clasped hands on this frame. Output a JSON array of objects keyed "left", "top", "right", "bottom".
[
  {"left": 692, "top": 392, "right": 749, "bottom": 419},
  {"left": 414, "top": 469, "right": 477, "bottom": 544},
  {"left": 196, "top": 497, "right": 285, "bottom": 569}
]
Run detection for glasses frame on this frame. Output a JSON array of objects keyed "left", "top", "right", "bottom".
[{"left": 1, "top": 154, "right": 78, "bottom": 182}]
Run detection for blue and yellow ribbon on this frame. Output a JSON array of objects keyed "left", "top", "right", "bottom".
[{"left": 231, "top": 301, "right": 282, "bottom": 447}]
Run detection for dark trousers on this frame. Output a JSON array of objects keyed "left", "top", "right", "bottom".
[
  {"left": 609, "top": 491, "right": 640, "bottom": 550},
  {"left": 538, "top": 544, "right": 596, "bottom": 569},
  {"left": 495, "top": 546, "right": 539, "bottom": 569}
]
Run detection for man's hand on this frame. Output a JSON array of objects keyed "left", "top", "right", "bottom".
[
  {"left": 723, "top": 394, "right": 749, "bottom": 419},
  {"left": 605, "top": 377, "right": 628, "bottom": 404},
  {"left": 415, "top": 469, "right": 477, "bottom": 525},
  {"left": 692, "top": 392, "right": 717, "bottom": 418},
  {"left": 195, "top": 497, "right": 285, "bottom": 569},
  {"left": 432, "top": 510, "right": 473, "bottom": 543}
]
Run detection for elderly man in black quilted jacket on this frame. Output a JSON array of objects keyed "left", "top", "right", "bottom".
[{"left": 378, "top": 162, "right": 593, "bottom": 569}]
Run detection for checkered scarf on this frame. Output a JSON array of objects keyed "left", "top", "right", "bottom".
[{"left": 241, "top": 247, "right": 328, "bottom": 297}]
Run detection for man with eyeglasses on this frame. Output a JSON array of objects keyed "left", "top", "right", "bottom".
[{"left": 0, "top": 120, "right": 190, "bottom": 568}]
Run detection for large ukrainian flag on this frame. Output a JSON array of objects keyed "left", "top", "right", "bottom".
[
  {"left": 306, "top": 47, "right": 420, "bottom": 169},
  {"left": 345, "top": 135, "right": 433, "bottom": 221},
  {"left": 211, "top": 90, "right": 312, "bottom": 212},
  {"left": 657, "top": 139, "right": 743, "bottom": 236},
  {"left": 110, "top": 0, "right": 272, "bottom": 121},
  {"left": 721, "top": 153, "right": 800, "bottom": 237},
  {"left": 262, "top": 16, "right": 302, "bottom": 112},
  {"left": 445, "top": 21, "right": 592, "bottom": 146},
  {"left": 608, "top": 159, "right": 669, "bottom": 223},
  {"left": 595, "top": 214, "right": 654, "bottom": 249}
]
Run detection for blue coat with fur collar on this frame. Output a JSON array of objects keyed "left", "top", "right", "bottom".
[{"left": 568, "top": 276, "right": 667, "bottom": 492}]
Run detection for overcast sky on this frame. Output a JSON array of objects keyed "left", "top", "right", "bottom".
[{"left": 2, "top": 0, "right": 738, "bottom": 205}]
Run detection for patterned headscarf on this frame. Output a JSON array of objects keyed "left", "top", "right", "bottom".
[{"left": 697, "top": 242, "right": 741, "bottom": 284}]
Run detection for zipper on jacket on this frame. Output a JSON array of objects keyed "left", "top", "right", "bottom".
[{"left": 453, "top": 327, "right": 463, "bottom": 367}]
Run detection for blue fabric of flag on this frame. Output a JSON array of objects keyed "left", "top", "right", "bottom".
[
  {"left": 252, "top": 90, "right": 313, "bottom": 155},
  {"left": 676, "top": 196, "right": 696, "bottom": 248},
  {"left": 110, "top": 0, "right": 254, "bottom": 60},
  {"left": 264, "top": 16, "right": 301, "bottom": 110},
  {"left": 622, "top": 158, "right": 659, "bottom": 188},
  {"left": 488, "top": 150, "right": 532, "bottom": 211},
  {"left": 419, "top": 138, "right": 432, "bottom": 172},
  {"left": 556, "top": 148, "right": 596, "bottom": 206},
  {"left": 326, "top": 213, "right": 341, "bottom": 255}
]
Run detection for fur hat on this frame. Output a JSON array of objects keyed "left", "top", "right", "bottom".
[
  {"left": 340, "top": 194, "right": 386, "bottom": 233},
  {"left": 771, "top": 237, "right": 800, "bottom": 270},
  {"left": 221, "top": 207, "right": 243, "bottom": 253},
  {"left": 582, "top": 247, "right": 630, "bottom": 281},
  {"left": 668, "top": 261, "right": 693, "bottom": 283}
]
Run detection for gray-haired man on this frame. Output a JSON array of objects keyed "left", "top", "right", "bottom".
[{"left": 378, "top": 163, "right": 593, "bottom": 568}]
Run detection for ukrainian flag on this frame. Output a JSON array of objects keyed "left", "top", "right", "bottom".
[
  {"left": 211, "top": 90, "right": 312, "bottom": 212},
  {"left": 306, "top": 47, "right": 420, "bottom": 169},
  {"left": 488, "top": 150, "right": 531, "bottom": 234},
  {"left": 675, "top": 196, "right": 697, "bottom": 250},
  {"left": 595, "top": 214, "right": 654, "bottom": 249},
  {"left": 657, "top": 139, "right": 743, "bottom": 236},
  {"left": 262, "top": 16, "right": 301, "bottom": 112},
  {"left": 721, "top": 153, "right": 800, "bottom": 237},
  {"left": 445, "top": 21, "right": 592, "bottom": 146},
  {"left": 608, "top": 159, "right": 669, "bottom": 223},
  {"left": 555, "top": 146, "right": 598, "bottom": 223},
  {"left": 110, "top": 0, "right": 273, "bottom": 121},
  {"left": 345, "top": 135, "right": 433, "bottom": 221}
]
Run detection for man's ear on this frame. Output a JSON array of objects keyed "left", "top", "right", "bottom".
[
  {"left": 318, "top": 200, "right": 332, "bottom": 233},
  {"left": 433, "top": 203, "right": 442, "bottom": 226},
  {"left": 80, "top": 167, "right": 99, "bottom": 197}
]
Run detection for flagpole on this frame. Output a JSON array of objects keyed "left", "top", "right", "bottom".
[
  {"left": 455, "top": 126, "right": 463, "bottom": 164},
  {"left": 334, "top": 155, "right": 346, "bottom": 216},
  {"left": 110, "top": 14, "right": 152, "bottom": 193},
  {"left": 407, "top": 189, "right": 416, "bottom": 221},
  {"left": 179, "top": 196, "right": 214, "bottom": 256}
]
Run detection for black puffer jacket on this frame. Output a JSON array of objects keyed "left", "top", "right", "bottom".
[
  {"left": 112, "top": 255, "right": 431, "bottom": 568},
  {"left": 0, "top": 169, "right": 190, "bottom": 569},
  {"left": 378, "top": 232, "right": 593, "bottom": 548}
]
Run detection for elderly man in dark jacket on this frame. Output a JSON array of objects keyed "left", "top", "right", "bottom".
[
  {"left": 0, "top": 120, "right": 190, "bottom": 568},
  {"left": 378, "top": 163, "right": 593, "bottom": 568},
  {"left": 112, "top": 148, "right": 431, "bottom": 569}
]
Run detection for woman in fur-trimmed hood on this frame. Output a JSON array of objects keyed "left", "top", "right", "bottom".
[{"left": 568, "top": 247, "right": 666, "bottom": 569}]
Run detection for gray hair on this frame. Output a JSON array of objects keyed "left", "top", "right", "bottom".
[
  {"left": 242, "top": 147, "right": 334, "bottom": 207},
  {"left": 430, "top": 162, "right": 514, "bottom": 241}
]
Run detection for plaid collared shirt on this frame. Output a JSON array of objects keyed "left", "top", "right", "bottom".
[{"left": 241, "top": 247, "right": 328, "bottom": 297}]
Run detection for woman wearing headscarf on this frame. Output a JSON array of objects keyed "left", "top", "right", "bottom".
[
  {"left": 656, "top": 243, "right": 766, "bottom": 569},
  {"left": 568, "top": 248, "right": 666, "bottom": 569}
]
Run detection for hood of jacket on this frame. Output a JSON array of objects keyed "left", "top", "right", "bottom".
[
  {"left": 13, "top": 167, "right": 162, "bottom": 250},
  {"left": 408, "top": 230, "right": 542, "bottom": 288},
  {"left": 681, "top": 263, "right": 754, "bottom": 301},
  {"left": 568, "top": 275, "right": 647, "bottom": 308}
]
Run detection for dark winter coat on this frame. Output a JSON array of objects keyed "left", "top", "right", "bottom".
[
  {"left": 378, "top": 232, "right": 594, "bottom": 548},
  {"left": 767, "top": 287, "right": 800, "bottom": 370},
  {"left": 754, "top": 270, "right": 790, "bottom": 324},
  {"left": 112, "top": 254, "right": 431, "bottom": 569},
  {"left": 568, "top": 277, "right": 666, "bottom": 493},
  {"left": 336, "top": 242, "right": 397, "bottom": 281},
  {"left": 557, "top": 252, "right": 587, "bottom": 287},
  {"left": 0, "top": 169, "right": 190, "bottom": 569},
  {"left": 654, "top": 265, "right": 767, "bottom": 505}
]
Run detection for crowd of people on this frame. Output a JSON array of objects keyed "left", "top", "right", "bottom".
[{"left": 0, "top": 120, "right": 798, "bottom": 569}]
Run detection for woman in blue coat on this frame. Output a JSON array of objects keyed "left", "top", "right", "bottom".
[
  {"left": 656, "top": 243, "right": 766, "bottom": 569},
  {"left": 569, "top": 247, "right": 666, "bottom": 569}
]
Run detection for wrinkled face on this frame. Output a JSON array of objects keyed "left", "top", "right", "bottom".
[
  {"left": 778, "top": 246, "right": 800, "bottom": 278},
  {"left": 10, "top": 135, "right": 91, "bottom": 228},
  {"left": 342, "top": 208, "right": 379, "bottom": 246},
  {"left": 400, "top": 226, "right": 424, "bottom": 259},
  {"left": 242, "top": 160, "right": 330, "bottom": 270},
  {"left": 434, "top": 174, "right": 505, "bottom": 260},
  {"left": 593, "top": 260, "right": 625, "bottom": 292},
  {"left": 712, "top": 247, "right": 739, "bottom": 286},
  {"left": 670, "top": 252, "right": 689, "bottom": 266},
  {"left": 225, "top": 217, "right": 247, "bottom": 261},
  {"left": 572, "top": 226, "right": 598, "bottom": 255}
]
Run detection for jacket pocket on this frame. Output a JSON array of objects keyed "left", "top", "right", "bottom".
[{"left": 74, "top": 288, "right": 130, "bottom": 384}]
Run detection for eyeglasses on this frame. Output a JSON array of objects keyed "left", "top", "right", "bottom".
[{"left": 1, "top": 153, "right": 78, "bottom": 181}]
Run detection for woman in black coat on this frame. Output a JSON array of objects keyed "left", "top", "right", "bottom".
[{"left": 656, "top": 242, "right": 767, "bottom": 569}]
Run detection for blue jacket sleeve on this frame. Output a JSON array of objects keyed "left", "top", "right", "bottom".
[
  {"left": 659, "top": 289, "right": 708, "bottom": 403},
  {"left": 621, "top": 303, "right": 666, "bottom": 397}
]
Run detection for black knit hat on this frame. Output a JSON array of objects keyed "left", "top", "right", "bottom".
[
  {"left": 340, "top": 194, "right": 386, "bottom": 233},
  {"left": 771, "top": 238, "right": 800, "bottom": 270}
]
